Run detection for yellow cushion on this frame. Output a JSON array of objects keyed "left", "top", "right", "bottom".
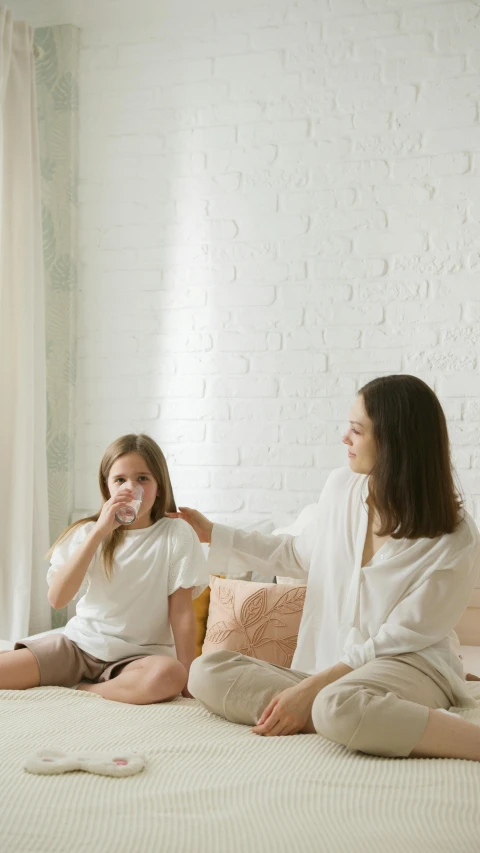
[{"left": 193, "top": 586, "right": 211, "bottom": 657}]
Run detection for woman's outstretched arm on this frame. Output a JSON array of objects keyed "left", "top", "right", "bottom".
[{"left": 167, "top": 507, "right": 316, "bottom": 580}]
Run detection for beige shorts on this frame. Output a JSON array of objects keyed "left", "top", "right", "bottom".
[{"left": 14, "top": 633, "right": 148, "bottom": 687}]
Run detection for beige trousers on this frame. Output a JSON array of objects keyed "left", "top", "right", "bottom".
[{"left": 188, "top": 650, "right": 456, "bottom": 758}]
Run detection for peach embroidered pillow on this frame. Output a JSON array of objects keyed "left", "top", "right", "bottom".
[{"left": 202, "top": 576, "right": 306, "bottom": 667}]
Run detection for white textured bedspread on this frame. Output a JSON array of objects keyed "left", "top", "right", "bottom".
[{"left": 1, "top": 683, "right": 480, "bottom": 853}]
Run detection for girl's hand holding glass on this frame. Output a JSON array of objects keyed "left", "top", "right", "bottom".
[{"left": 94, "top": 490, "right": 136, "bottom": 538}]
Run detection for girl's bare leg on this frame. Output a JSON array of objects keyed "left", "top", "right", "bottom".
[
  {"left": 77, "top": 656, "right": 187, "bottom": 705},
  {"left": 410, "top": 708, "right": 480, "bottom": 760},
  {"left": 0, "top": 649, "right": 41, "bottom": 689}
]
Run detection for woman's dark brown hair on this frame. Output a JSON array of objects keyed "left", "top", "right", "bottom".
[
  {"left": 359, "top": 375, "right": 462, "bottom": 539},
  {"left": 49, "top": 434, "right": 177, "bottom": 578}
]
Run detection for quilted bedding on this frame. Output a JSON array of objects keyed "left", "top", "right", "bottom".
[{"left": 1, "top": 675, "right": 480, "bottom": 853}]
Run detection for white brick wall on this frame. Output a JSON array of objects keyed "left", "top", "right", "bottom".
[{"left": 10, "top": 0, "right": 480, "bottom": 526}]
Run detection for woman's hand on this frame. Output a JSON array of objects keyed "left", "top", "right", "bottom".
[
  {"left": 252, "top": 663, "right": 353, "bottom": 736},
  {"left": 94, "top": 489, "right": 134, "bottom": 538},
  {"left": 252, "top": 681, "right": 319, "bottom": 737},
  {"left": 466, "top": 672, "right": 480, "bottom": 681},
  {"left": 165, "top": 507, "right": 214, "bottom": 544}
]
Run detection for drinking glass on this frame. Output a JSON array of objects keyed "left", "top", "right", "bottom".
[{"left": 115, "top": 484, "right": 144, "bottom": 525}]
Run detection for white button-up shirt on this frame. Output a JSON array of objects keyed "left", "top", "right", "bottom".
[{"left": 208, "top": 467, "right": 480, "bottom": 707}]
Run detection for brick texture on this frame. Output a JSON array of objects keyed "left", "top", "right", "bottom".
[{"left": 9, "top": 0, "right": 480, "bottom": 526}]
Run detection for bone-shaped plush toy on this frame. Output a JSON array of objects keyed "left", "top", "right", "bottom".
[{"left": 24, "top": 749, "right": 146, "bottom": 777}]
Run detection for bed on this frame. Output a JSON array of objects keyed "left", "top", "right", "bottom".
[{"left": 1, "top": 638, "right": 479, "bottom": 853}]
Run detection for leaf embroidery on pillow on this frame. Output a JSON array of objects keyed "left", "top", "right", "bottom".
[
  {"left": 205, "top": 583, "right": 306, "bottom": 666},
  {"left": 277, "top": 635, "right": 299, "bottom": 651},
  {"left": 218, "top": 584, "right": 235, "bottom": 613},
  {"left": 204, "top": 621, "right": 237, "bottom": 644},
  {"left": 240, "top": 588, "right": 267, "bottom": 627},
  {"left": 251, "top": 620, "right": 270, "bottom": 646},
  {"left": 272, "top": 587, "right": 306, "bottom": 614}
]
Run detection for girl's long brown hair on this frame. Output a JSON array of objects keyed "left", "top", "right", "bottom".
[
  {"left": 50, "top": 434, "right": 177, "bottom": 578},
  {"left": 359, "top": 375, "right": 462, "bottom": 539}
]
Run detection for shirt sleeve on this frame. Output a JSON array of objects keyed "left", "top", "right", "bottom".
[
  {"left": 207, "top": 523, "right": 313, "bottom": 581},
  {"left": 340, "top": 528, "right": 480, "bottom": 669},
  {"left": 168, "top": 519, "right": 209, "bottom": 600},
  {"left": 46, "top": 522, "right": 96, "bottom": 588},
  {"left": 207, "top": 468, "right": 353, "bottom": 581}
]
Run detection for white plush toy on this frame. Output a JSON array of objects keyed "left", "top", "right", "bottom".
[{"left": 24, "top": 749, "right": 146, "bottom": 777}]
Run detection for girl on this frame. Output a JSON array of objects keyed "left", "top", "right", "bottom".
[
  {"left": 0, "top": 434, "right": 208, "bottom": 704},
  {"left": 172, "top": 376, "right": 480, "bottom": 760}
]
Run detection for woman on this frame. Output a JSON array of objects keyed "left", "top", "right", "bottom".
[{"left": 168, "top": 375, "right": 480, "bottom": 761}]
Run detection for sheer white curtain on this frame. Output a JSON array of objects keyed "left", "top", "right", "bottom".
[{"left": 0, "top": 7, "right": 50, "bottom": 640}]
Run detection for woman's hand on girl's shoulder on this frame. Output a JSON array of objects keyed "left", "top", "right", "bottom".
[
  {"left": 165, "top": 508, "right": 213, "bottom": 544},
  {"left": 94, "top": 490, "right": 135, "bottom": 539}
]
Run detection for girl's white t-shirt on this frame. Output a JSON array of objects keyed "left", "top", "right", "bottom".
[
  {"left": 208, "top": 467, "right": 480, "bottom": 707},
  {"left": 47, "top": 518, "right": 208, "bottom": 662}
]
